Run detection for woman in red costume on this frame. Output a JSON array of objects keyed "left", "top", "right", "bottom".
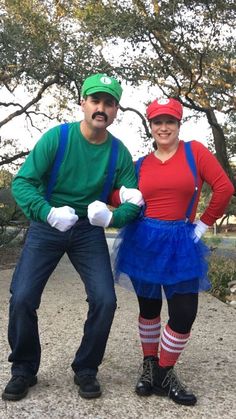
[{"left": 113, "top": 98, "right": 234, "bottom": 406}]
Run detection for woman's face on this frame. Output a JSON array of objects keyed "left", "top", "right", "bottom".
[{"left": 150, "top": 115, "right": 180, "bottom": 148}]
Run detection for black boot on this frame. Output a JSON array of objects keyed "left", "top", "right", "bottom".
[
  {"left": 74, "top": 374, "right": 102, "bottom": 399},
  {"left": 135, "top": 356, "right": 158, "bottom": 396},
  {"left": 2, "top": 375, "right": 37, "bottom": 401},
  {"left": 153, "top": 366, "right": 197, "bottom": 406}
]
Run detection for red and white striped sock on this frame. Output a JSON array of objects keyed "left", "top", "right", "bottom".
[
  {"left": 139, "top": 315, "right": 161, "bottom": 358},
  {"left": 159, "top": 324, "right": 190, "bottom": 367}
]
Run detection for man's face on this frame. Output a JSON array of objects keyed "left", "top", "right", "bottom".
[{"left": 81, "top": 93, "right": 119, "bottom": 130}]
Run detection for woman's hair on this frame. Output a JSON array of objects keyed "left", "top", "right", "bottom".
[{"left": 152, "top": 141, "right": 157, "bottom": 150}]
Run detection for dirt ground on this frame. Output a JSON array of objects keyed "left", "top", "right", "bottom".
[{"left": 0, "top": 244, "right": 22, "bottom": 271}]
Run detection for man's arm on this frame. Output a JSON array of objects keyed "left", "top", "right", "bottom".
[
  {"left": 88, "top": 145, "right": 143, "bottom": 228},
  {"left": 11, "top": 130, "right": 58, "bottom": 222},
  {"left": 12, "top": 126, "right": 78, "bottom": 230}
]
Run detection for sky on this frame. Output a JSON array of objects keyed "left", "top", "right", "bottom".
[{"left": 1, "top": 82, "right": 211, "bottom": 162}]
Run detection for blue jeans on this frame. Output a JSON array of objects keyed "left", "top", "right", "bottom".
[{"left": 8, "top": 219, "right": 116, "bottom": 378}]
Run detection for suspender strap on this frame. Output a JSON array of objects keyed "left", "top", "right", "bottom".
[
  {"left": 100, "top": 137, "right": 119, "bottom": 203},
  {"left": 135, "top": 156, "right": 146, "bottom": 218},
  {"left": 135, "top": 156, "right": 146, "bottom": 180},
  {"left": 45, "top": 123, "right": 69, "bottom": 202},
  {"left": 184, "top": 141, "right": 198, "bottom": 220}
]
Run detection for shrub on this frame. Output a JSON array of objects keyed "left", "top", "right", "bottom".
[
  {"left": 204, "top": 236, "right": 222, "bottom": 248},
  {"left": 208, "top": 253, "right": 236, "bottom": 301}
]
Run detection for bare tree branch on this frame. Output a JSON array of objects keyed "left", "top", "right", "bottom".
[
  {"left": 0, "top": 151, "right": 29, "bottom": 166},
  {"left": 0, "top": 75, "right": 59, "bottom": 128},
  {"left": 119, "top": 104, "right": 151, "bottom": 138}
]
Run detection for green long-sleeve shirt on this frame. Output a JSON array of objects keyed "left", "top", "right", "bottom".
[{"left": 12, "top": 122, "right": 140, "bottom": 228}]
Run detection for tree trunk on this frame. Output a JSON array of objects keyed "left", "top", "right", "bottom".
[
  {"left": 206, "top": 109, "right": 236, "bottom": 191},
  {"left": 216, "top": 214, "right": 228, "bottom": 233}
]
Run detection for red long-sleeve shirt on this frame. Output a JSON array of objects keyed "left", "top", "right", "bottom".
[{"left": 110, "top": 140, "right": 234, "bottom": 225}]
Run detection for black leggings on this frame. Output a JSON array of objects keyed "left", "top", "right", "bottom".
[{"left": 138, "top": 293, "right": 198, "bottom": 334}]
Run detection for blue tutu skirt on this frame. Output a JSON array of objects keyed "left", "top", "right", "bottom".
[{"left": 113, "top": 217, "right": 211, "bottom": 299}]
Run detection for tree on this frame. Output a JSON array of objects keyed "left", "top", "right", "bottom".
[
  {"left": 197, "top": 182, "right": 236, "bottom": 232},
  {"left": 76, "top": 0, "right": 236, "bottom": 188},
  {"left": 0, "top": 0, "right": 114, "bottom": 167},
  {"left": 0, "top": 168, "right": 27, "bottom": 244},
  {"left": 0, "top": 168, "right": 12, "bottom": 187},
  {"left": 0, "top": 0, "right": 235, "bottom": 194}
]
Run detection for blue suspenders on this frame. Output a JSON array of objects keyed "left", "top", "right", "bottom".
[
  {"left": 135, "top": 156, "right": 146, "bottom": 218},
  {"left": 184, "top": 141, "right": 198, "bottom": 220},
  {"left": 135, "top": 141, "right": 198, "bottom": 220},
  {"left": 45, "top": 123, "right": 69, "bottom": 202},
  {"left": 135, "top": 156, "right": 146, "bottom": 180},
  {"left": 45, "top": 123, "right": 119, "bottom": 203},
  {"left": 100, "top": 137, "right": 119, "bottom": 203}
]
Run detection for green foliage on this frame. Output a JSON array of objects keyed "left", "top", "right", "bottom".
[
  {"left": 224, "top": 195, "right": 236, "bottom": 218},
  {"left": 76, "top": 0, "right": 236, "bottom": 186},
  {"left": 0, "top": 168, "right": 27, "bottom": 245},
  {"left": 222, "top": 114, "right": 236, "bottom": 159},
  {"left": 0, "top": 190, "right": 28, "bottom": 246},
  {"left": 197, "top": 183, "right": 211, "bottom": 215},
  {"left": 2, "top": 2, "right": 97, "bottom": 89},
  {"left": 0, "top": 0, "right": 235, "bottom": 185},
  {"left": 198, "top": 185, "right": 236, "bottom": 231},
  {"left": 204, "top": 236, "right": 222, "bottom": 248},
  {"left": 208, "top": 253, "right": 236, "bottom": 301},
  {"left": 0, "top": 0, "right": 116, "bottom": 167},
  {"left": 0, "top": 169, "right": 13, "bottom": 187},
  {"left": 0, "top": 0, "right": 112, "bottom": 125}
]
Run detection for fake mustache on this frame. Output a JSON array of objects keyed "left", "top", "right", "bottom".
[{"left": 92, "top": 112, "right": 108, "bottom": 122}]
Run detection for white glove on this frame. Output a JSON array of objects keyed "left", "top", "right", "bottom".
[
  {"left": 87, "top": 200, "right": 113, "bottom": 227},
  {"left": 119, "top": 186, "right": 144, "bottom": 207},
  {"left": 47, "top": 206, "right": 78, "bottom": 232},
  {"left": 192, "top": 220, "right": 208, "bottom": 243}
]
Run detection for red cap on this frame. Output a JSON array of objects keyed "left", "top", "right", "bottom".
[{"left": 146, "top": 98, "right": 183, "bottom": 121}]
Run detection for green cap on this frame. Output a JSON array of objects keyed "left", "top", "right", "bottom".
[{"left": 81, "top": 73, "right": 123, "bottom": 102}]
